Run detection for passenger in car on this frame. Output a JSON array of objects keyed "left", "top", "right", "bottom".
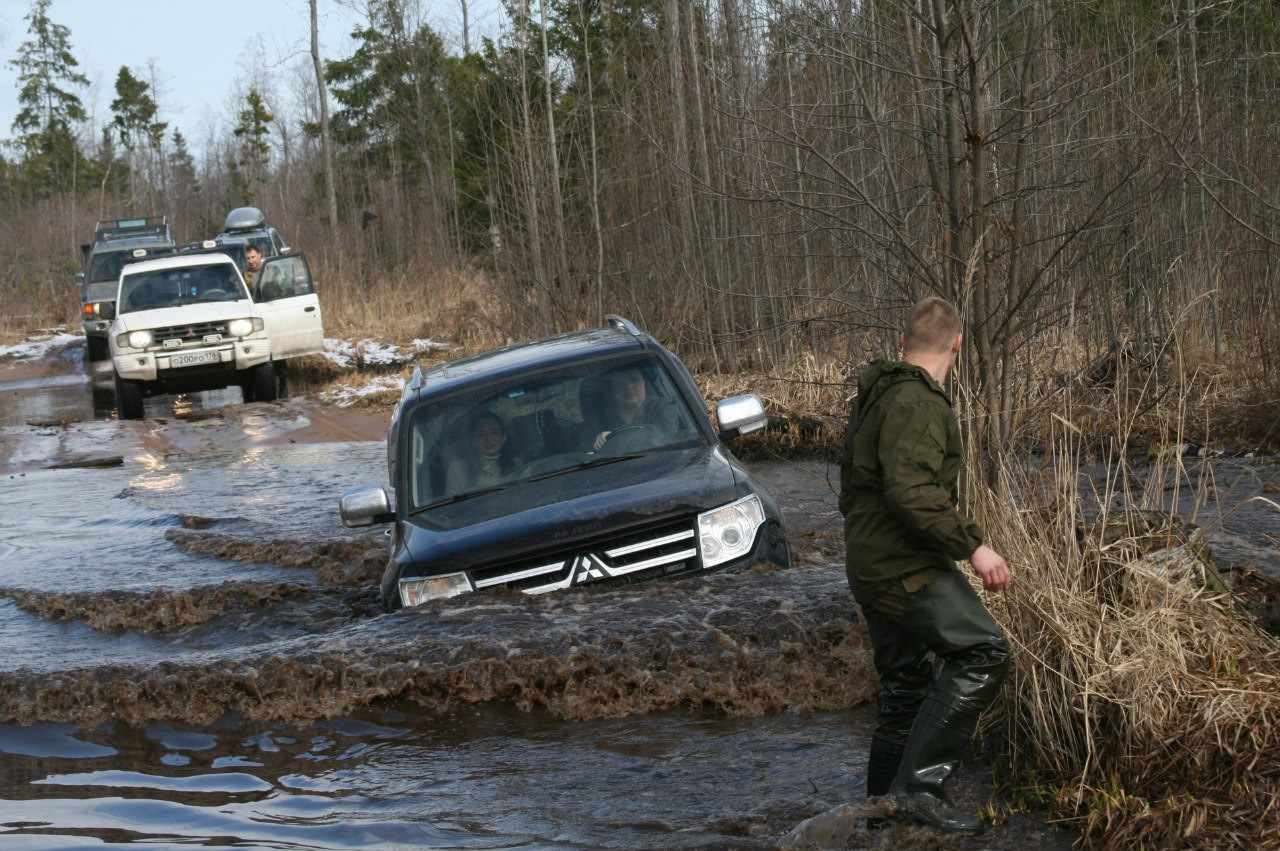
[
  {"left": 445, "top": 412, "right": 523, "bottom": 492},
  {"left": 590, "top": 365, "right": 683, "bottom": 450}
]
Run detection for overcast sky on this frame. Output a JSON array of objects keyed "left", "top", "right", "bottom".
[{"left": 0, "top": 0, "right": 500, "bottom": 160}]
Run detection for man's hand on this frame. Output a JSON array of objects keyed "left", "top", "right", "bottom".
[
  {"left": 970, "top": 544, "right": 1011, "bottom": 592},
  {"left": 592, "top": 430, "right": 611, "bottom": 451}
]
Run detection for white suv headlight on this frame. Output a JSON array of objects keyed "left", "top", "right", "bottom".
[
  {"left": 698, "top": 494, "right": 765, "bottom": 569},
  {"left": 117, "top": 329, "right": 153, "bottom": 349},
  {"left": 228, "top": 318, "right": 256, "bottom": 337}
]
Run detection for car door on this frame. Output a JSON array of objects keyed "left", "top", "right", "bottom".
[{"left": 252, "top": 253, "right": 324, "bottom": 358}]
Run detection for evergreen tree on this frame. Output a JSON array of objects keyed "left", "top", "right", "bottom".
[
  {"left": 6, "top": 0, "right": 92, "bottom": 195},
  {"left": 230, "top": 88, "right": 274, "bottom": 204},
  {"left": 110, "top": 66, "right": 167, "bottom": 206}
]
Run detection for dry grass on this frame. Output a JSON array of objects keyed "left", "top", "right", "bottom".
[
  {"left": 314, "top": 257, "right": 509, "bottom": 351},
  {"left": 974, "top": 412, "right": 1280, "bottom": 849}
]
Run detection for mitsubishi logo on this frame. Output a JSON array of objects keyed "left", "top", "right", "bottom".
[{"left": 572, "top": 553, "right": 609, "bottom": 584}]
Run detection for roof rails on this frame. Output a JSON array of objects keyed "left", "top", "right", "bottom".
[
  {"left": 605, "top": 315, "right": 641, "bottom": 336},
  {"left": 93, "top": 215, "right": 171, "bottom": 244}
]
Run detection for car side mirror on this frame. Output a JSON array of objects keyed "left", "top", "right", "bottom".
[
  {"left": 99, "top": 303, "right": 115, "bottom": 320},
  {"left": 716, "top": 394, "right": 768, "bottom": 438},
  {"left": 74, "top": 272, "right": 85, "bottom": 284},
  {"left": 339, "top": 484, "right": 394, "bottom": 527}
]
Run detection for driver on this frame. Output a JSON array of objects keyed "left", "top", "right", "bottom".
[{"left": 591, "top": 365, "right": 683, "bottom": 450}]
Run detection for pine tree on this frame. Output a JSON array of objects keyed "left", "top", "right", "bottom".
[
  {"left": 110, "top": 66, "right": 168, "bottom": 206},
  {"left": 7, "top": 0, "right": 91, "bottom": 195},
  {"left": 231, "top": 88, "right": 274, "bottom": 205}
]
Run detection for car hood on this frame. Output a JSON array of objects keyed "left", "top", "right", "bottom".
[
  {"left": 397, "top": 445, "right": 749, "bottom": 572},
  {"left": 112, "top": 300, "right": 256, "bottom": 331}
]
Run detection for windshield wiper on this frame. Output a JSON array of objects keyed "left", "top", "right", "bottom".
[
  {"left": 524, "top": 452, "right": 645, "bottom": 483},
  {"left": 411, "top": 483, "right": 510, "bottom": 514}
]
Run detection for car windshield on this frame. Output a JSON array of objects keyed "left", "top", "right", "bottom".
[
  {"left": 118, "top": 262, "right": 247, "bottom": 313},
  {"left": 404, "top": 355, "right": 706, "bottom": 512},
  {"left": 87, "top": 251, "right": 127, "bottom": 284}
]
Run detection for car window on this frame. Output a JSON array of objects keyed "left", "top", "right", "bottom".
[
  {"left": 119, "top": 263, "right": 247, "bottom": 313},
  {"left": 405, "top": 355, "right": 705, "bottom": 511},
  {"left": 256, "top": 255, "right": 313, "bottom": 301},
  {"left": 87, "top": 252, "right": 125, "bottom": 283}
]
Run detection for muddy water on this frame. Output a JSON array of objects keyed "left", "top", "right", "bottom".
[
  {"left": 1, "top": 421, "right": 917, "bottom": 849},
  {"left": 15, "top": 341, "right": 1273, "bottom": 848}
]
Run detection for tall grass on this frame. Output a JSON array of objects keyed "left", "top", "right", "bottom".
[{"left": 971, "top": 376, "right": 1280, "bottom": 848}]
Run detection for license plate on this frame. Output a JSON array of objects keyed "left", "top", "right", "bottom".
[{"left": 167, "top": 350, "right": 221, "bottom": 368}]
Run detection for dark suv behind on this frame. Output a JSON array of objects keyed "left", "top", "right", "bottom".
[
  {"left": 77, "top": 216, "right": 177, "bottom": 359},
  {"left": 214, "top": 207, "right": 288, "bottom": 257},
  {"left": 339, "top": 316, "right": 791, "bottom": 612}
]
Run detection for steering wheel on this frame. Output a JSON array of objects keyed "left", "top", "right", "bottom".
[
  {"left": 605, "top": 424, "right": 651, "bottom": 441},
  {"left": 599, "top": 424, "right": 658, "bottom": 454},
  {"left": 202, "top": 289, "right": 229, "bottom": 299}
]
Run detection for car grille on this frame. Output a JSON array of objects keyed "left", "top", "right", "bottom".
[
  {"left": 468, "top": 519, "right": 700, "bottom": 594},
  {"left": 152, "top": 322, "right": 230, "bottom": 345}
]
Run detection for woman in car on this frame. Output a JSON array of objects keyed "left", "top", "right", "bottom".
[{"left": 445, "top": 412, "right": 523, "bottom": 492}]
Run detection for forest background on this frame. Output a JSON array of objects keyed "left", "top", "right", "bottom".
[{"left": 2, "top": 0, "right": 1279, "bottom": 846}]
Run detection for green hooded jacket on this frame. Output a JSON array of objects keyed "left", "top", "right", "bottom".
[{"left": 838, "top": 359, "right": 984, "bottom": 615}]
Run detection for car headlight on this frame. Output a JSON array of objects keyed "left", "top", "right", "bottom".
[
  {"left": 227, "top": 317, "right": 260, "bottom": 337},
  {"left": 698, "top": 494, "right": 766, "bottom": 568},
  {"left": 117, "top": 330, "right": 153, "bottom": 349},
  {"left": 399, "top": 572, "right": 473, "bottom": 608}
]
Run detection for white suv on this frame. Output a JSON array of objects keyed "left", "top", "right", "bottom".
[{"left": 105, "top": 252, "right": 324, "bottom": 419}]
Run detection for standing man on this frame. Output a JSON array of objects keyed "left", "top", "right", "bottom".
[
  {"left": 838, "top": 296, "right": 1012, "bottom": 835},
  {"left": 243, "top": 243, "right": 264, "bottom": 290}
]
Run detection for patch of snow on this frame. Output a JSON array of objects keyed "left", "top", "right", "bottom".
[
  {"left": 318, "top": 375, "right": 404, "bottom": 408},
  {"left": 322, "top": 337, "right": 451, "bottom": 369},
  {"left": 0, "top": 329, "right": 80, "bottom": 361}
]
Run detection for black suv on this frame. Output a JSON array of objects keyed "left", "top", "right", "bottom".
[
  {"left": 77, "top": 216, "right": 177, "bottom": 360},
  {"left": 339, "top": 316, "right": 791, "bottom": 612},
  {"left": 214, "top": 207, "right": 288, "bottom": 257}
]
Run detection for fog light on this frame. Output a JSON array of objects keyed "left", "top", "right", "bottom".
[{"left": 398, "top": 572, "right": 472, "bottom": 608}]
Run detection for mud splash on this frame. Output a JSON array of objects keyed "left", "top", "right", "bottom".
[
  {"left": 165, "top": 529, "right": 386, "bottom": 587},
  {"left": 0, "top": 567, "right": 874, "bottom": 729},
  {"left": 1, "top": 582, "right": 307, "bottom": 632}
]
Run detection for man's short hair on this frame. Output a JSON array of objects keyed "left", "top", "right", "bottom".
[
  {"left": 245, "top": 244, "right": 261, "bottom": 255},
  {"left": 904, "top": 297, "right": 962, "bottom": 353}
]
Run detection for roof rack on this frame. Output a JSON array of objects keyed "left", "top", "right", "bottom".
[
  {"left": 604, "top": 315, "right": 641, "bottom": 336},
  {"left": 93, "top": 215, "right": 170, "bottom": 244}
]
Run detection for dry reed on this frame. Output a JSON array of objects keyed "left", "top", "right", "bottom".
[{"left": 974, "top": 412, "right": 1280, "bottom": 849}]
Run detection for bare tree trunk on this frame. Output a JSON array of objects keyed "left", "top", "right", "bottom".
[
  {"left": 310, "top": 0, "right": 340, "bottom": 246},
  {"left": 576, "top": 1, "right": 605, "bottom": 321},
  {"left": 518, "top": 0, "right": 551, "bottom": 332},
  {"left": 537, "top": 0, "right": 569, "bottom": 307}
]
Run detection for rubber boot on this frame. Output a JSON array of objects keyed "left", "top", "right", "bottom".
[
  {"left": 866, "top": 738, "right": 904, "bottom": 797},
  {"left": 863, "top": 737, "right": 904, "bottom": 830},
  {"left": 886, "top": 695, "right": 985, "bottom": 834}
]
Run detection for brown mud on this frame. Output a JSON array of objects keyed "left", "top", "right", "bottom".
[
  {"left": 0, "top": 581, "right": 309, "bottom": 632},
  {"left": 164, "top": 529, "right": 386, "bottom": 587},
  {"left": 0, "top": 566, "right": 875, "bottom": 730}
]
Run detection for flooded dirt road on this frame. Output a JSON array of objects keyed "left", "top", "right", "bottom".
[{"left": 3, "top": 337, "right": 1272, "bottom": 849}]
